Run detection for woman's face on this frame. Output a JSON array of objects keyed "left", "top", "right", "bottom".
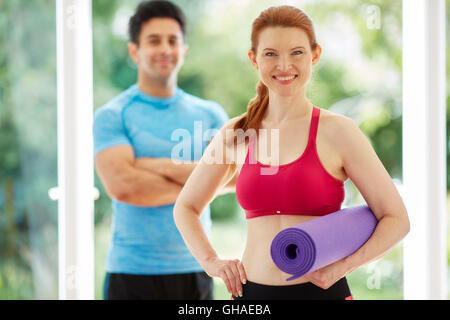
[{"left": 249, "top": 27, "right": 321, "bottom": 97}]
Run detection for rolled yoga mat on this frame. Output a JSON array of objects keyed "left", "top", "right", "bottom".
[{"left": 270, "top": 205, "right": 378, "bottom": 281}]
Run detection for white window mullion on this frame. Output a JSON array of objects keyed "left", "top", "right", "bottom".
[
  {"left": 402, "top": 0, "right": 447, "bottom": 300},
  {"left": 56, "top": 0, "right": 95, "bottom": 300}
]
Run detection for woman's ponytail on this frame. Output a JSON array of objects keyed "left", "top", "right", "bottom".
[{"left": 233, "top": 81, "right": 269, "bottom": 145}]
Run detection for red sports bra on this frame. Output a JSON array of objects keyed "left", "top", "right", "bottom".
[{"left": 236, "top": 106, "right": 345, "bottom": 219}]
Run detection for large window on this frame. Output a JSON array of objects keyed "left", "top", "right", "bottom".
[
  {"left": 0, "top": 0, "right": 58, "bottom": 299},
  {"left": 0, "top": 0, "right": 448, "bottom": 300}
]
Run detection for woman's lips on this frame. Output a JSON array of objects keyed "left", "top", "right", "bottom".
[{"left": 272, "top": 74, "right": 298, "bottom": 84}]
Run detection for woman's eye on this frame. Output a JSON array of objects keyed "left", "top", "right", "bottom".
[
  {"left": 265, "top": 52, "right": 275, "bottom": 56},
  {"left": 293, "top": 51, "right": 303, "bottom": 55}
]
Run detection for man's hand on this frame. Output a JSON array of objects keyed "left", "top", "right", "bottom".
[
  {"left": 135, "top": 157, "right": 238, "bottom": 195},
  {"left": 95, "top": 145, "right": 182, "bottom": 207},
  {"left": 135, "top": 157, "right": 197, "bottom": 185}
]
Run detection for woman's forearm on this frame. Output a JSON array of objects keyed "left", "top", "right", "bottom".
[
  {"left": 174, "top": 202, "right": 248, "bottom": 297},
  {"left": 173, "top": 203, "right": 218, "bottom": 265},
  {"left": 343, "top": 215, "right": 410, "bottom": 273}
]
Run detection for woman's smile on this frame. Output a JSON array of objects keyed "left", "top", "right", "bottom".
[{"left": 272, "top": 74, "right": 298, "bottom": 85}]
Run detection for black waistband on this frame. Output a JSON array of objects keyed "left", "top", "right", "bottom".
[{"left": 232, "top": 277, "right": 352, "bottom": 300}]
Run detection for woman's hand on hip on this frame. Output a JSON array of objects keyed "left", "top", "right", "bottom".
[{"left": 203, "top": 257, "right": 247, "bottom": 297}]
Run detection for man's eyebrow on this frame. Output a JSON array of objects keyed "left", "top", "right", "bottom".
[{"left": 146, "top": 34, "right": 181, "bottom": 39}]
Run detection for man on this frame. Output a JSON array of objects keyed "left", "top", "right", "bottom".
[{"left": 94, "top": 0, "right": 234, "bottom": 300}]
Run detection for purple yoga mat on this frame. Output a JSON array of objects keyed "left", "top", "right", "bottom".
[{"left": 270, "top": 205, "right": 378, "bottom": 281}]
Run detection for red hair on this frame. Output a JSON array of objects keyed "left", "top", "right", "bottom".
[{"left": 233, "top": 6, "right": 318, "bottom": 143}]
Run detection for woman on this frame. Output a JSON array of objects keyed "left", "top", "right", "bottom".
[{"left": 173, "top": 5, "right": 409, "bottom": 300}]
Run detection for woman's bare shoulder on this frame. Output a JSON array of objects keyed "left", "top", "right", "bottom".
[
  {"left": 216, "top": 114, "right": 252, "bottom": 147},
  {"left": 318, "top": 108, "right": 359, "bottom": 137},
  {"left": 220, "top": 115, "right": 245, "bottom": 130},
  {"left": 317, "top": 107, "right": 369, "bottom": 164}
]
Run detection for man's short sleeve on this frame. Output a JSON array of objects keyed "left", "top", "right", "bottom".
[
  {"left": 93, "top": 107, "right": 131, "bottom": 156},
  {"left": 209, "top": 102, "right": 230, "bottom": 130}
]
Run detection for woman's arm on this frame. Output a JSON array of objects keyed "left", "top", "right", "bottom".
[
  {"left": 305, "top": 115, "right": 410, "bottom": 289},
  {"left": 173, "top": 118, "right": 247, "bottom": 297},
  {"left": 338, "top": 117, "right": 410, "bottom": 267},
  {"left": 215, "top": 169, "right": 239, "bottom": 195}
]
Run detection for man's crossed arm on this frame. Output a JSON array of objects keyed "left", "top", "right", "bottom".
[
  {"left": 95, "top": 145, "right": 236, "bottom": 207},
  {"left": 134, "top": 157, "right": 237, "bottom": 196}
]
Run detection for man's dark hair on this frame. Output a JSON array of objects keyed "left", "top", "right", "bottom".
[{"left": 128, "top": 0, "right": 187, "bottom": 44}]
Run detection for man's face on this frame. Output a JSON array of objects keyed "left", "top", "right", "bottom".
[{"left": 129, "top": 17, "right": 188, "bottom": 81}]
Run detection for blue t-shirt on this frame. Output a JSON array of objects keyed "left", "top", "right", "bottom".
[{"left": 93, "top": 84, "right": 229, "bottom": 275}]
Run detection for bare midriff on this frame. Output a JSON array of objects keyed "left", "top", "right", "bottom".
[{"left": 241, "top": 214, "right": 321, "bottom": 286}]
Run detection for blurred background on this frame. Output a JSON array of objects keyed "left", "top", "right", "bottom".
[{"left": 0, "top": 0, "right": 448, "bottom": 299}]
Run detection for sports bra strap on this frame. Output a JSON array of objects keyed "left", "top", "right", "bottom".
[
  {"left": 308, "top": 105, "right": 320, "bottom": 145},
  {"left": 248, "top": 137, "right": 256, "bottom": 164}
]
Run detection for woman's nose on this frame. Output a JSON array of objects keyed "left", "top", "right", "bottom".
[{"left": 277, "top": 56, "right": 292, "bottom": 71}]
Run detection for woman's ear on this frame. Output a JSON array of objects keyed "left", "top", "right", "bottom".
[
  {"left": 248, "top": 49, "right": 258, "bottom": 70},
  {"left": 311, "top": 44, "right": 322, "bottom": 66}
]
